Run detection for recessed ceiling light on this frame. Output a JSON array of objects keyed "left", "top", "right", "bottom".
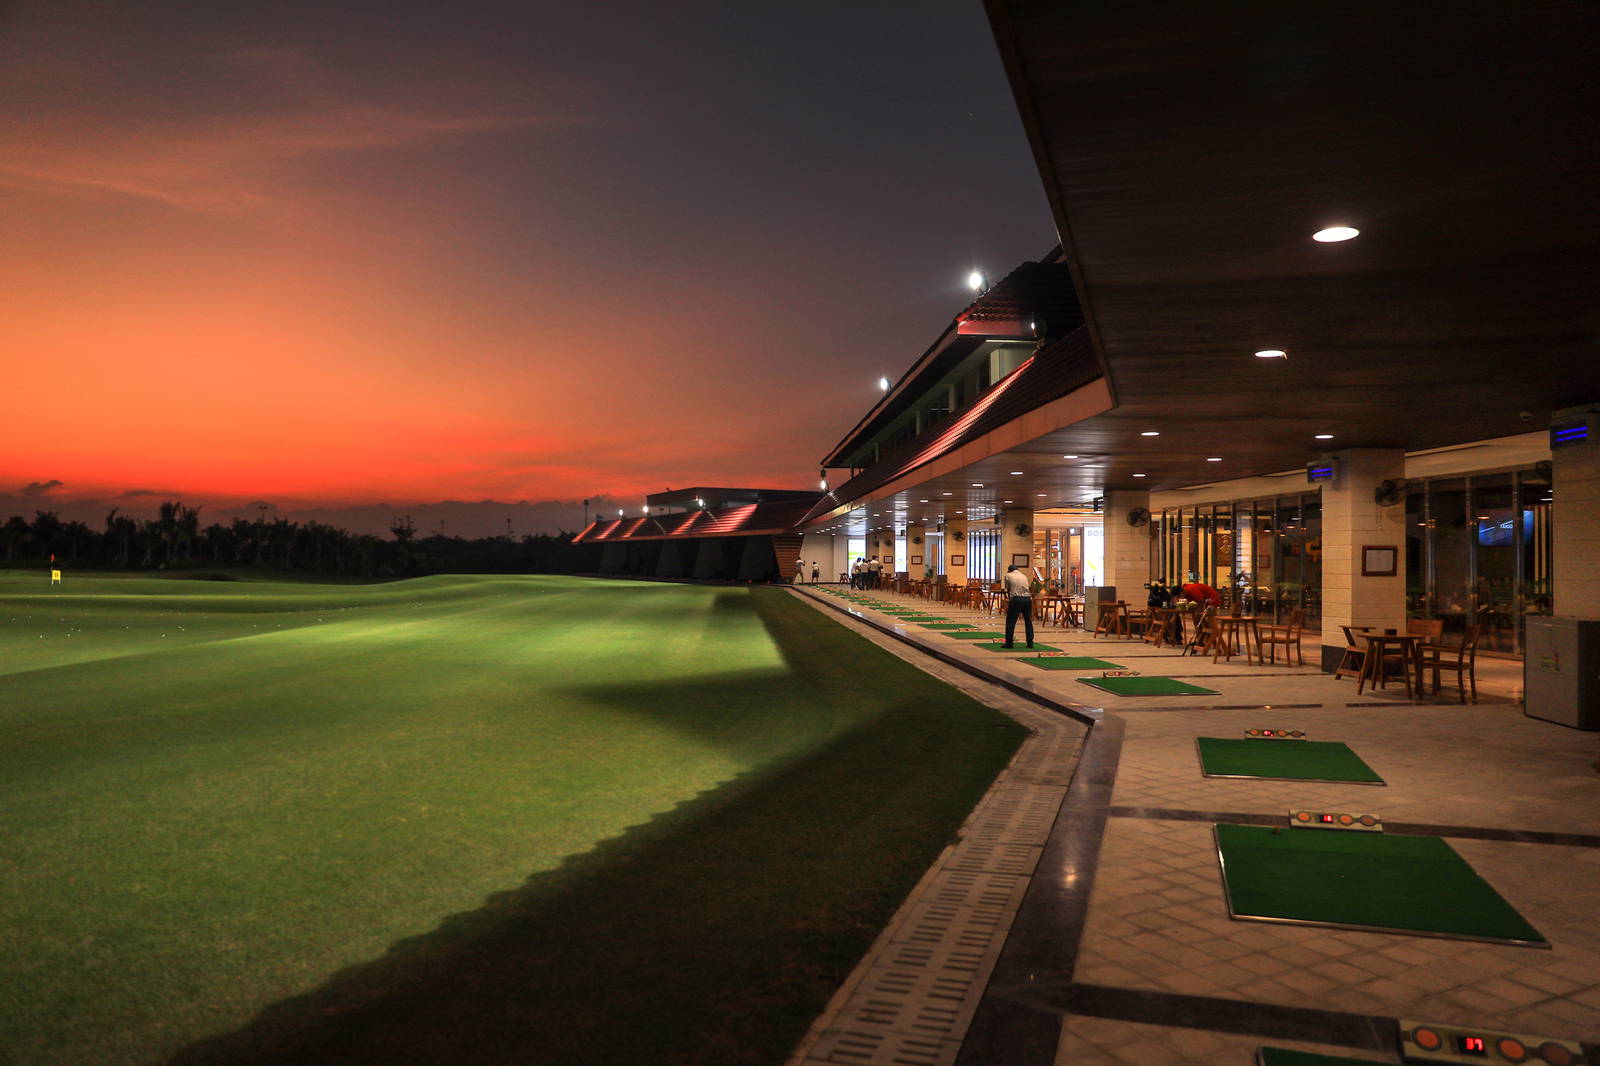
[
  {"left": 1206, "top": 457, "right": 1223, "bottom": 462},
  {"left": 1313, "top": 226, "right": 1359, "bottom": 242},
  {"left": 1010, "top": 471, "right": 1024, "bottom": 475},
  {"left": 1315, "top": 433, "right": 1334, "bottom": 440},
  {"left": 1036, "top": 493, "right": 1047, "bottom": 497},
  {"left": 1062, "top": 454, "right": 1079, "bottom": 459},
  {"left": 1255, "top": 349, "right": 1287, "bottom": 359},
  {"left": 1132, "top": 473, "right": 1147, "bottom": 478},
  {"left": 942, "top": 491, "right": 953, "bottom": 495},
  {"left": 1004, "top": 499, "right": 1013, "bottom": 504},
  {"left": 1140, "top": 431, "right": 1160, "bottom": 437},
  {"left": 971, "top": 483, "right": 984, "bottom": 487}
]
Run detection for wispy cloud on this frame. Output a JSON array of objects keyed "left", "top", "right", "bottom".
[{"left": 0, "top": 48, "right": 560, "bottom": 220}]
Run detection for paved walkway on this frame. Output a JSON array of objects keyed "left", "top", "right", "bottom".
[{"left": 789, "top": 584, "right": 1600, "bottom": 1066}]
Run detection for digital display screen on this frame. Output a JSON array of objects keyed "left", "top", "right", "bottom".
[{"left": 1454, "top": 1035, "right": 1487, "bottom": 1056}]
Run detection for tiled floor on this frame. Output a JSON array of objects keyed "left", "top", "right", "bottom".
[{"left": 794, "top": 585, "right": 1600, "bottom": 1066}]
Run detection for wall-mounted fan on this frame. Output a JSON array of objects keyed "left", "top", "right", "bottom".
[
  {"left": 952, "top": 529, "right": 965, "bottom": 542},
  {"left": 1014, "top": 522, "right": 1032, "bottom": 536},
  {"left": 1127, "top": 506, "right": 1150, "bottom": 527},
  {"left": 1374, "top": 478, "right": 1410, "bottom": 506}
]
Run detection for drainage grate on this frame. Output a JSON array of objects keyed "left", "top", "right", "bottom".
[{"left": 790, "top": 686, "right": 1084, "bottom": 1066}]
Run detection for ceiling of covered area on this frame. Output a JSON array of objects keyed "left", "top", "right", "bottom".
[{"left": 974, "top": 0, "right": 1600, "bottom": 495}]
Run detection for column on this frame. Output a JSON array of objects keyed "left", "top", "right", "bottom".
[
  {"left": 1551, "top": 417, "right": 1600, "bottom": 617},
  {"left": 946, "top": 520, "right": 969, "bottom": 587},
  {"left": 906, "top": 524, "right": 928, "bottom": 579},
  {"left": 1102, "top": 489, "right": 1151, "bottom": 598},
  {"left": 1319, "top": 449, "right": 1407, "bottom": 671},
  {"left": 1001, "top": 508, "right": 1035, "bottom": 579}
]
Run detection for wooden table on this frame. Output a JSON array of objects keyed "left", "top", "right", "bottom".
[
  {"left": 1211, "top": 615, "right": 1260, "bottom": 664},
  {"left": 1144, "top": 606, "right": 1187, "bottom": 647},
  {"left": 1357, "top": 633, "right": 1422, "bottom": 697}
]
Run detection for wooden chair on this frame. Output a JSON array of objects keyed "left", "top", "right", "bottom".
[
  {"left": 1418, "top": 624, "right": 1481, "bottom": 703},
  {"left": 1333, "top": 625, "right": 1371, "bottom": 680},
  {"left": 1407, "top": 618, "right": 1444, "bottom": 640},
  {"left": 1093, "top": 600, "right": 1125, "bottom": 638},
  {"left": 1257, "top": 608, "right": 1306, "bottom": 666}
]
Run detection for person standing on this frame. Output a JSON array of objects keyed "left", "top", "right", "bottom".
[
  {"left": 1002, "top": 564, "right": 1035, "bottom": 648},
  {"left": 811, "top": 561, "right": 820, "bottom": 583},
  {"left": 794, "top": 560, "right": 807, "bottom": 584}
]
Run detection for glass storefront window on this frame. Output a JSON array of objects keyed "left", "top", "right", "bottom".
[
  {"left": 1300, "top": 495, "right": 1321, "bottom": 627},
  {"left": 1405, "top": 482, "right": 1427, "bottom": 617},
  {"left": 1430, "top": 478, "right": 1471, "bottom": 635},
  {"left": 1472, "top": 474, "right": 1516, "bottom": 654},
  {"left": 1519, "top": 468, "right": 1554, "bottom": 632}
]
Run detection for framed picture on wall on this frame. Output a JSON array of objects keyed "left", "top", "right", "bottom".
[
  {"left": 1011, "top": 554, "right": 1029, "bottom": 566},
  {"left": 1361, "top": 545, "right": 1398, "bottom": 576},
  {"left": 910, "top": 555, "right": 922, "bottom": 565},
  {"left": 949, "top": 554, "right": 965, "bottom": 567}
]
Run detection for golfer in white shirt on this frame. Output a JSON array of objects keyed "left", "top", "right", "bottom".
[{"left": 1002, "top": 564, "right": 1034, "bottom": 648}]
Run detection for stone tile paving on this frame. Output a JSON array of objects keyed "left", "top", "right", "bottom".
[{"left": 795, "top": 587, "right": 1599, "bottom": 1064}]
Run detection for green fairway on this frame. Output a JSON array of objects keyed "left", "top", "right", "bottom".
[
  {"left": 1197, "top": 737, "right": 1385, "bottom": 783},
  {"left": 0, "top": 573, "right": 1026, "bottom": 1066},
  {"left": 1216, "top": 824, "right": 1545, "bottom": 945}
]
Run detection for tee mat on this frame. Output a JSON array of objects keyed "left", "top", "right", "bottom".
[
  {"left": 1214, "top": 823, "right": 1548, "bottom": 948},
  {"left": 1256, "top": 1048, "right": 1390, "bottom": 1066},
  {"left": 1077, "top": 676, "right": 1220, "bottom": 697},
  {"left": 1019, "top": 656, "right": 1125, "bottom": 671},
  {"left": 972, "top": 642, "right": 1061, "bottom": 653},
  {"left": 1197, "top": 737, "right": 1385, "bottom": 784},
  {"left": 1398, "top": 1020, "right": 1587, "bottom": 1065}
]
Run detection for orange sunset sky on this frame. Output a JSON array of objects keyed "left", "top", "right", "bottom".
[{"left": 1, "top": 1, "right": 1053, "bottom": 535}]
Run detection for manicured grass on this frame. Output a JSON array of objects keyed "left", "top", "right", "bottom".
[
  {"left": 0, "top": 574, "right": 1026, "bottom": 1066},
  {"left": 1197, "top": 737, "right": 1384, "bottom": 783},
  {"left": 1216, "top": 824, "right": 1545, "bottom": 945}
]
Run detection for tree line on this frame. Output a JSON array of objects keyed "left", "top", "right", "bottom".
[{"left": 0, "top": 502, "right": 599, "bottom": 577}]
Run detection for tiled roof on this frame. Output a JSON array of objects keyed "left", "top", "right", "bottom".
[
  {"left": 804, "top": 326, "right": 1102, "bottom": 525},
  {"left": 571, "top": 496, "right": 819, "bottom": 544}
]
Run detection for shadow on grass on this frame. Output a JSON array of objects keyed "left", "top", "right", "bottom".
[{"left": 167, "top": 592, "right": 1026, "bottom": 1066}]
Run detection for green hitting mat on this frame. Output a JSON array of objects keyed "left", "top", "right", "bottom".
[
  {"left": 1197, "top": 738, "right": 1384, "bottom": 784},
  {"left": 1215, "top": 823, "right": 1546, "bottom": 947},
  {"left": 1257, "top": 1049, "right": 1391, "bottom": 1066},
  {"left": 1077, "top": 676, "right": 1219, "bottom": 696},
  {"left": 916, "top": 621, "right": 966, "bottom": 628},
  {"left": 945, "top": 631, "right": 1005, "bottom": 640},
  {"left": 972, "top": 642, "right": 1061, "bottom": 653},
  {"left": 1019, "top": 656, "right": 1125, "bottom": 671}
]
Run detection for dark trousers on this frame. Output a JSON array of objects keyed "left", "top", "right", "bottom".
[{"left": 1005, "top": 595, "right": 1034, "bottom": 646}]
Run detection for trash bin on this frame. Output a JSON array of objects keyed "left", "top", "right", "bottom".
[{"left": 1523, "top": 616, "right": 1600, "bottom": 730}]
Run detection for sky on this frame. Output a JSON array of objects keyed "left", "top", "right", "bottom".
[{"left": 0, "top": 1, "right": 1055, "bottom": 536}]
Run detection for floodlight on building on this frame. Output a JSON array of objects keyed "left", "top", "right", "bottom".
[
  {"left": 694, "top": 498, "right": 704, "bottom": 508},
  {"left": 618, "top": 509, "right": 624, "bottom": 516},
  {"left": 878, "top": 376, "right": 890, "bottom": 391},
  {"left": 1313, "top": 226, "right": 1359, "bottom": 242},
  {"left": 967, "top": 270, "right": 985, "bottom": 291},
  {"left": 1255, "top": 349, "right": 1288, "bottom": 359},
  {"left": 819, "top": 479, "right": 828, "bottom": 491}
]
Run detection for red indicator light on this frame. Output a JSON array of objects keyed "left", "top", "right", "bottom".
[
  {"left": 1455, "top": 1034, "right": 1487, "bottom": 1056},
  {"left": 1320, "top": 814, "right": 1335, "bottom": 823},
  {"left": 1412, "top": 1027, "right": 1442, "bottom": 1050}
]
